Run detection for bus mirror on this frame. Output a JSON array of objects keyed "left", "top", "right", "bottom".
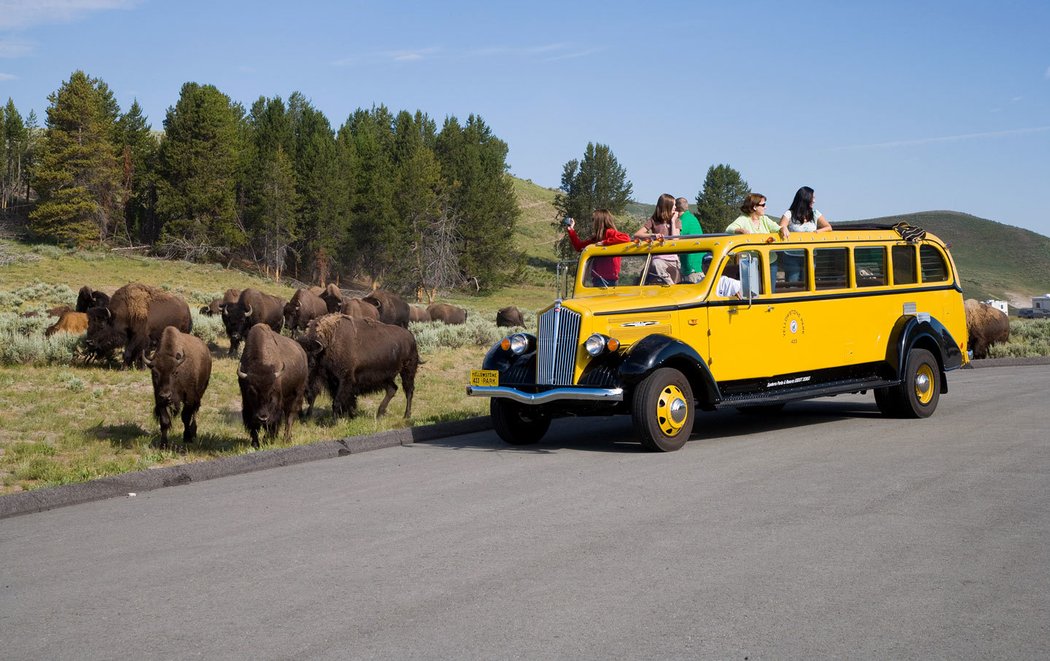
[{"left": 740, "top": 254, "right": 760, "bottom": 302}]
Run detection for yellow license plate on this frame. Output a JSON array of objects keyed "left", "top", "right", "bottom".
[{"left": 469, "top": 369, "right": 499, "bottom": 387}]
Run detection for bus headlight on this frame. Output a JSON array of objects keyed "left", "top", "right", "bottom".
[
  {"left": 500, "top": 333, "right": 530, "bottom": 355},
  {"left": 584, "top": 333, "right": 620, "bottom": 356}
]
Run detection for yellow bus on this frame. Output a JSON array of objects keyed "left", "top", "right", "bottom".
[{"left": 468, "top": 224, "right": 969, "bottom": 451}]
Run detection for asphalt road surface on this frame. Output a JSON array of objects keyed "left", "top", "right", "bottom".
[{"left": 2, "top": 365, "right": 1048, "bottom": 659}]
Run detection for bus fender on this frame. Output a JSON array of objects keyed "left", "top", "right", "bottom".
[
  {"left": 887, "top": 316, "right": 965, "bottom": 386},
  {"left": 618, "top": 335, "right": 719, "bottom": 406},
  {"left": 481, "top": 334, "right": 538, "bottom": 384}
]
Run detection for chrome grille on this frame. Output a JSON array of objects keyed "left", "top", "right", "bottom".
[{"left": 537, "top": 305, "right": 581, "bottom": 385}]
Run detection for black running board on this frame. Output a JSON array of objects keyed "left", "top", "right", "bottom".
[{"left": 714, "top": 376, "right": 901, "bottom": 409}]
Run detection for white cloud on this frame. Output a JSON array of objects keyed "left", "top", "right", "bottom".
[
  {"left": 831, "top": 126, "right": 1050, "bottom": 151},
  {"left": 0, "top": 38, "right": 33, "bottom": 58},
  {"left": 0, "top": 72, "right": 17, "bottom": 81},
  {"left": 333, "top": 43, "right": 596, "bottom": 67},
  {"left": 0, "top": 0, "right": 139, "bottom": 30}
]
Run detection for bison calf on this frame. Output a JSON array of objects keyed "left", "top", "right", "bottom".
[
  {"left": 45, "top": 310, "right": 88, "bottom": 337},
  {"left": 146, "top": 327, "right": 212, "bottom": 448},
  {"left": 237, "top": 323, "right": 308, "bottom": 448}
]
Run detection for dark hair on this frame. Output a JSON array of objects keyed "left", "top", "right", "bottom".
[
  {"left": 740, "top": 193, "right": 767, "bottom": 215},
  {"left": 591, "top": 209, "right": 618, "bottom": 236},
  {"left": 651, "top": 193, "right": 676, "bottom": 224},
  {"left": 787, "top": 186, "right": 816, "bottom": 224}
]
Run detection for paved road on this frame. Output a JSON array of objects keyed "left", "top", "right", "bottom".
[{"left": 2, "top": 365, "right": 1048, "bottom": 659}]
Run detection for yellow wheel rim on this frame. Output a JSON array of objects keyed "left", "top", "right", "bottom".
[
  {"left": 914, "top": 363, "right": 935, "bottom": 405},
  {"left": 656, "top": 384, "right": 689, "bottom": 437}
]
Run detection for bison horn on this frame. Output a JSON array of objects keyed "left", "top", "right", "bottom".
[
  {"left": 237, "top": 369, "right": 248, "bottom": 379},
  {"left": 143, "top": 351, "right": 155, "bottom": 368},
  {"left": 245, "top": 303, "right": 253, "bottom": 318},
  {"left": 274, "top": 362, "right": 284, "bottom": 379}
]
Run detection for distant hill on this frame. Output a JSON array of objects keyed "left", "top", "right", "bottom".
[{"left": 508, "top": 178, "right": 1050, "bottom": 309}]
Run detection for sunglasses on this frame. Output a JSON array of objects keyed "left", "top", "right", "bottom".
[{"left": 756, "top": 202, "right": 766, "bottom": 206}]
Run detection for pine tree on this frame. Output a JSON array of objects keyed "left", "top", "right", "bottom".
[
  {"left": 115, "top": 100, "right": 159, "bottom": 243},
  {"left": 552, "top": 142, "right": 633, "bottom": 255},
  {"left": 254, "top": 146, "right": 299, "bottom": 280},
  {"left": 695, "top": 164, "right": 750, "bottom": 234},
  {"left": 29, "top": 71, "right": 124, "bottom": 245},
  {"left": 155, "top": 82, "right": 245, "bottom": 258}
]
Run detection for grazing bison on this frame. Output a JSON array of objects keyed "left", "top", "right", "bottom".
[
  {"left": 84, "top": 283, "right": 192, "bottom": 368},
  {"left": 45, "top": 310, "right": 89, "bottom": 337},
  {"left": 75, "top": 286, "right": 110, "bottom": 312},
  {"left": 221, "top": 288, "right": 286, "bottom": 356},
  {"left": 145, "top": 326, "right": 212, "bottom": 448},
  {"left": 362, "top": 289, "right": 410, "bottom": 328},
  {"left": 408, "top": 305, "right": 430, "bottom": 323},
  {"left": 426, "top": 303, "right": 467, "bottom": 325},
  {"left": 283, "top": 288, "right": 329, "bottom": 336},
  {"left": 496, "top": 306, "right": 525, "bottom": 328},
  {"left": 319, "top": 283, "right": 345, "bottom": 313},
  {"left": 200, "top": 288, "right": 240, "bottom": 316},
  {"left": 298, "top": 314, "right": 419, "bottom": 419},
  {"left": 237, "top": 323, "right": 309, "bottom": 448},
  {"left": 965, "top": 299, "right": 1010, "bottom": 359},
  {"left": 340, "top": 297, "right": 380, "bottom": 321}
]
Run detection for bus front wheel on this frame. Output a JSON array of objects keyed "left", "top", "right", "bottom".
[
  {"left": 632, "top": 368, "right": 694, "bottom": 452},
  {"left": 491, "top": 399, "right": 550, "bottom": 445}
]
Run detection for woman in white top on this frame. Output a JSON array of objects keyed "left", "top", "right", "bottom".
[{"left": 778, "top": 186, "right": 832, "bottom": 283}]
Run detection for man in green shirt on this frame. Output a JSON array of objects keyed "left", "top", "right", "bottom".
[{"left": 676, "top": 197, "right": 707, "bottom": 283}]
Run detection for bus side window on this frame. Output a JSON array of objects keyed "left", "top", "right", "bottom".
[
  {"left": 919, "top": 245, "right": 949, "bottom": 282},
  {"left": 892, "top": 245, "right": 918, "bottom": 284},
  {"left": 814, "top": 248, "right": 849, "bottom": 290},
  {"left": 771, "top": 249, "right": 808, "bottom": 291},
  {"left": 855, "top": 247, "right": 886, "bottom": 287}
]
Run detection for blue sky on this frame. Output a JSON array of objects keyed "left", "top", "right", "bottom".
[{"left": 1, "top": 0, "right": 1049, "bottom": 237}]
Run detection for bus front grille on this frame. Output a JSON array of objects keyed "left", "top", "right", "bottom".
[{"left": 537, "top": 306, "right": 580, "bottom": 385}]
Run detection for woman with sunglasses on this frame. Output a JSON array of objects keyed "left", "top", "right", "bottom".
[{"left": 725, "top": 193, "right": 783, "bottom": 288}]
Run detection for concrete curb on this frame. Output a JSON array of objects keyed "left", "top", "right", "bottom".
[{"left": 0, "top": 416, "right": 493, "bottom": 520}]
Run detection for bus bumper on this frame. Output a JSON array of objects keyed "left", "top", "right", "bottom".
[{"left": 466, "top": 385, "right": 624, "bottom": 404}]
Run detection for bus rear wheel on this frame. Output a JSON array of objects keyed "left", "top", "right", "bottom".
[
  {"left": 632, "top": 368, "right": 694, "bottom": 452},
  {"left": 877, "top": 348, "right": 940, "bottom": 418},
  {"left": 491, "top": 398, "right": 550, "bottom": 445}
]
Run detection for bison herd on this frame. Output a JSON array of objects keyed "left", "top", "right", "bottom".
[{"left": 49, "top": 282, "right": 525, "bottom": 450}]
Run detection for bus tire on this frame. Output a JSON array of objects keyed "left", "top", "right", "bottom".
[
  {"left": 491, "top": 398, "right": 550, "bottom": 445},
  {"left": 874, "top": 386, "right": 905, "bottom": 417},
  {"left": 632, "top": 367, "right": 694, "bottom": 452},
  {"left": 900, "top": 348, "right": 940, "bottom": 418}
]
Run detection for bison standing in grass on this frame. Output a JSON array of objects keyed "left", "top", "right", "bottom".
[
  {"left": 221, "top": 288, "right": 286, "bottom": 356},
  {"left": 965, "top": 299, "right": 1010, "bottom": 359},
  {"left": 426, "top": 303, "right": 467, "bottom": 325},
  {"left": 298, "top": 314, "right": 420, "bottom": 420},
  {"left": 339, "top": 297, "right": 380, "bottom": 320},
  {"left": 200, "top": 288, "right": 240, "bottom": 317},
  {"left": 319, "top": 283, "right": 345, "bottom": 313},
  {"left": 84, "top": 283, "right": 192, "bottom": 368},
  {"left": 408, "top": 305, "right": 430, "bottom": 323},
  {"left": 283, "top": 288, "right": 328, "bottom": 337},
  {"left": 146, "top": 326, "right": 212, "bottom": 448},
  {"left": 363, "top": 289, "right": 410, "bottom": 328},
  {"left": 237, "top": 323, "right": 308, "bottom": 448},
  {"left": 496, "top": 306, "right": 525, "bottom": 328},
  {"left": 75, "top": 286, "right": 110, "bottom": 312}
]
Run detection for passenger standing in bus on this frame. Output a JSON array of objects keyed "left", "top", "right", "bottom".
[
  {"left": 676, "top": 197, "right": 708, "bottom": 283},
  {"left": 635, "top": 193, "right": 682, "bottom": 284},
  {"left": 566, "top": 209, "right": 631, "bottom": 287},
  {"left": 726, "top": 193, "right": 781, "bottom": 286},
  {"left": 778, "top": 186, "right": 832, "bottom": 283}
]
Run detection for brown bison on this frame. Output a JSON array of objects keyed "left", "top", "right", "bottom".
[
  {"left": 427, "top": 303, "right": 467, "bottom": 325},
  {"left": 319, "top": 283, "right": 345, "bottom": 313},
  {"left": 221, "top": 288, "right": 286, "bottom": 356},
  {"left": 45, "top": 310, "right": 88, "bottom": 337},
  {"left": 340, "top": 297, "right": 380, "bottom": 320},
  {"left": 145, "top": 326, "right": 212, "bottom": 448},
  {"left": 75, "top": 286, "right": 110, "bottom": 312},
  {"left": 298, "top": 314, "right": 419, "bottom": 419},
  {"left": 237, "top": 323, "right": 309, "bottom": 448},
  {"left": 965, "top": 299, "right": 1010, "bottom": 359},
  {"left": 85, "top": 283, "right": 192, "bottom": 368},
  {"left": 408, "top": 305, "right": 430, "bottom": 323},
  {"left": 496, "top": 306, "right": 525, "bottom": 328},
  {"left": 363, "top": 289, "right": 410, "bottom": 328},
  {"left": 283, "top": 288, "right": 328, "bottom": 336},
  {"left": 200, "top": 288, "right": 240, "bottom": 316}
]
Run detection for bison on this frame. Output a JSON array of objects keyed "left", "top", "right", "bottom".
[
  {"left": 319, "top": 283, "right": 345, "bottom": 314},
  {"left": 75, "top": 286, "right": 110, "bottom": 312},
  {"left": 237, "top": 323, "right": 309, "bottom": 448},
  {"left": 496, "top": 306, "right": 525, "bottom": 328},
  {"left": 200, "top": 288, "right": 240, "bottom": 316},
  {"left": 965, "top": 299, "right": 1010, "bottom": 359},
  {"left": 362, "top": 289, "right": 410, "bottom": 328},
  {"left": 45, "top": 310, "right": 88, "bottom": 337},
  {"left": 298, "top": 314, "right": 419, "bottom": 420},
  {"left": 283, "top": 288, "right": 329, "bottom": 336},
  {"left": 221, "top": 288, "right": 286, "bottom": 356},
  {"left": 427, "top": 303, "right": 467, "bottom": 325},
  {"left": 408, "top": 305, "right": 430, "bottom": 323},
  {"left": 84, "top": 283, "right": 192, "bottom": 368},
  {"left": 145, "top": 326, "right": 212, "bottom": 448},
  {"left": 340, "top": 297, "right": 380, "bottom": 321}
]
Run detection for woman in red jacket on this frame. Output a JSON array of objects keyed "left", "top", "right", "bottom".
[{"left": 565, "top": 209, "right": 631, "bottom": 287}]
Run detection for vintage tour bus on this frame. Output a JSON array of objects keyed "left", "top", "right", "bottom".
[{"left": 468, "top": 224, "right": 969, "bottom": 451}]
